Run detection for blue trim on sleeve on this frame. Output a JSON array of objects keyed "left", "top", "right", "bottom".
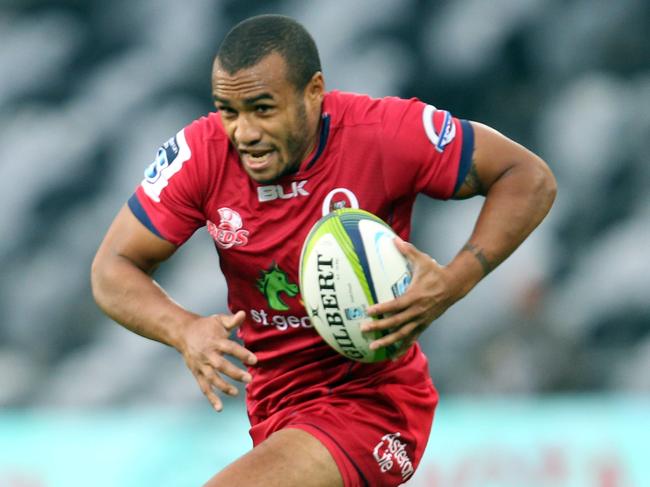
[
  {"left": 127, "top": 193, "right": 164, "bottom": 239},
  {"left": 453, "top": 119, "right": 475, "bottom": 194}
]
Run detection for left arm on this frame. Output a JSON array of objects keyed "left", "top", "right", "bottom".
[{"left": 362, "top": 121, "right": 557, "bottom": 354}]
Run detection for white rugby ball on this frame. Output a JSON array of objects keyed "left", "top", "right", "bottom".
[{"left": 299, "top": 209, "right": 412, "bottom": 362}]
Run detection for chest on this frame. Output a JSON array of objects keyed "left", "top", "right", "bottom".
[{"left": 203, "top": 152, "right": 395, "bottom": 284}]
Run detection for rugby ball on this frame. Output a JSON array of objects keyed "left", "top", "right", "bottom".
[{"left": 299, "top": 209, "right": 412, "bottom": 363}]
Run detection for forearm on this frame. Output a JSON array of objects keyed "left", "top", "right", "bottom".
[
  {"left": 91, "top": 254, "right": 198, "bottom": 350},
  {"left": 362, "top": 123, "right": 556, "bottom": 352},
  {"left": 448, "top": 159, "right": 556, "bottom": 298}
]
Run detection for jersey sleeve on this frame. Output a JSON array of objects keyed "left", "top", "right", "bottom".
[
  {"left": 379, "top": 97, "right": 474, "bottom": 200},
  {"left": 128, "top": 122, "right": 207, "bottom": 246}
]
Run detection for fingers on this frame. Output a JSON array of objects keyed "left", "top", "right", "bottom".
[
  {"left": 197, "top": 376, "right": 224, "bottom": 412},
  {"left": 196, "top": 368, "right": 239, "bottom": 412},
  {"left": 197, "top": 335, "right": 256, "bottom": 410},
  {"left": 367, "top": 240, "right": 440, "bottom": 319},
  {"left": 214, "top": 335, "right": 258, "bottom": 366},
  {"left": 208, "top": 311, "right": 257, "bottom": 364},
  {"left": 393, "top": 236, "right": 415, "bottom": 258},
  {"left": 366, "top": 296, "right": 411, "bottom": 323},
  {"left": 368, "top": 320, "right": 421, "bottom": 351},
  {"left": 362, "top": 305, "right": 419, "bottom": 332},
  {"left": 359, "top": 238, "right": 445, "bottom": 360},
  {"left": 394, "top": 237, "right": 435, "bottom": 265},
  {"left": 210, "top": 352, "right": 253, "bottom": 384},
  {"left": 184, "top": 311, "right": 258, "bottom": 412},
  {"left": 222, "top": 310, "right": 246, "bottom": 331},
  {"left": 194, "top": 353, "right": 252, "bottom": 412}
]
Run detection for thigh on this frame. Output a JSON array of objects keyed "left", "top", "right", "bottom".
[{"left": 203, "top": 428, "right": 343, "bottom": 487}]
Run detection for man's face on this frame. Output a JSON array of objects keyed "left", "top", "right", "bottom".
[{"left": 212, "top": 52, "right": 323, "bottom": 183}]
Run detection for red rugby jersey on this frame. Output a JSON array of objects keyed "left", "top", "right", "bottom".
[{"left": 129, "top": 91, "right": 474, "bottom": 422}]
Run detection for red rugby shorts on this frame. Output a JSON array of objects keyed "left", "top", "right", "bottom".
[{"left": 249, "top": 375, "right": 438, "bottom": 487}]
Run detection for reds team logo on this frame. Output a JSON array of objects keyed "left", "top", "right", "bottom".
[{"left": 207, "top": 207, "right": 249, "bottom": 249}]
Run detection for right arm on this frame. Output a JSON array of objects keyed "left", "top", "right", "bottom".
[{"left": 91, "top": 205, "right": 257, "bottom": 411}]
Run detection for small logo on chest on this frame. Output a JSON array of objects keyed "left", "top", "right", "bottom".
[
  {"left": 207, "top": 207, "right": 249, "bottom": 249},
  {"left": 256, "top": 262, "right": 298, "bottom": 311},
  {"left": 257, "top": 180, "right": 309, "bottom": 202}
]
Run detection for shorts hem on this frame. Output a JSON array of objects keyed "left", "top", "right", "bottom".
[{"left": 285, "top": 422, "right": 368, "bottom": 487}]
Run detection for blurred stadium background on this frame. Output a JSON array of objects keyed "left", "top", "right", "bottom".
[{"left": 1, "top": 0, "right": 649, "bottom": 485}]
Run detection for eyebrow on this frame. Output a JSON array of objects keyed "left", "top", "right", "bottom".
[{"left": 213, "top": 93, "right": 275, "bottom": 106}]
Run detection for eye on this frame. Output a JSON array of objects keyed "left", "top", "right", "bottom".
[
  {"left": 255, "top": 105, "right": 274, "bottom": 115},
  {"left": 217, "top": 106, "right": 237, "bottom": 119}
]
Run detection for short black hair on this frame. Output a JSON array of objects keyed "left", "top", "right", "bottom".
[{"left": 216, "top": 14, "right": 322, "bottom": 91}]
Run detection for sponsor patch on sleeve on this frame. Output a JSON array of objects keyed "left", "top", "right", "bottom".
[
  {"left": 141, "top": 129, "right": 191, "bottom": 202},
  {"left": 422, "top": 104, "right": 456, "bottom": 152}
]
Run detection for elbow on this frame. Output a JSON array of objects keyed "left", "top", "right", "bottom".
[
  {"left": 522, "top": 154, "right": 556, "bottom": 216},
  {"left": 90, "top": 252, "right": 123, "bottom": 321},
  {"left": 536, "top": 157, "right": 558, "bottom": 213},
  {"left": 90, "top": 252, "right": 110, "bottom": 311}
]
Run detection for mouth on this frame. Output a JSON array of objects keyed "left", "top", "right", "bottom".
[{"left": 240, "top": 148, "right": 277, "bottom": 172}]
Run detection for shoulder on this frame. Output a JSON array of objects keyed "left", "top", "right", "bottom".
[
  {"left": 145, "top": 112, "right": 231, "bottom": 198},
  {"left": 184, "top": 112, "right": 229, "bottom": 147},
  {"left": 178, "top": 112, "right": 231, "bottom": 181},
  {"left": 324, "top": 90, "right": 424, "bottom": 129}
]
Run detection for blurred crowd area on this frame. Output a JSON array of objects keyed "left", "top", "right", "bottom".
[{"left": 1, "top": 0, "right": 648, "bottom": 409}]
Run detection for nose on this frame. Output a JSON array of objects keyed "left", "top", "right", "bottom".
[{"left": 233, "top": 114, "right": 262, "bottom": 146}]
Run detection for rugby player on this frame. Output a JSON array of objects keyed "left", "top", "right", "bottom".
[{"left": 91, "top": 14, "right": 556, "bottom": 487}]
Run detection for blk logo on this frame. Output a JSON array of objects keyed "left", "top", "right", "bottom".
[{"left": 258, "top": 180, "right": 309, "bottom": 202}]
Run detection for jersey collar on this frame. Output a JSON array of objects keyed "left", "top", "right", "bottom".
[{"left": 303, "top": 113, "right": 331, "bottom": 171}]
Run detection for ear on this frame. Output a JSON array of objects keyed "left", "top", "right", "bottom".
[{"left": 305, "top": 71, "right": 325, "bottom": 104}]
